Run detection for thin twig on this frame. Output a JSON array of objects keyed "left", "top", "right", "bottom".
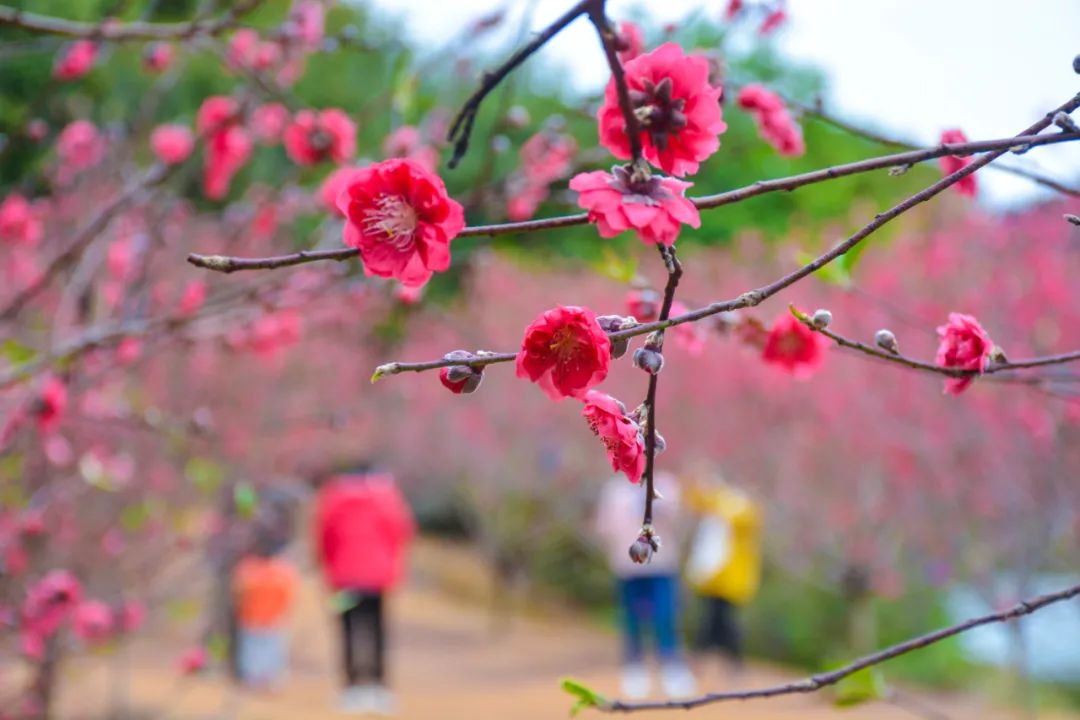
[
  {"left": 792, "top": 308, "right": 1080, "bottom": 380},
  {"left": 0, "top": 0, "right": 264, "bottom": 41},
  {"left": 446, "top": 0, "right": 593, "bottom": 167},
  {"left": 187, "top": 130, "right": 1079, "bottom": 273},
  {"left": 585, "top": 0, "right": 644, "bottom": 164},
  {"left": 601, "top": 581, "right": 1080, "bottom": 712}
]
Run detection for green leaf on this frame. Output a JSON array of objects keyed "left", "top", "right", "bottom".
[
  {"left": 798, "top": 250, "right": 851, "bottom": 288},
  {"left": 185, "top": 457, "right": 223, "bottom": 495},
  {"left": 1, "top": 339, "right": 36, "bottom": 367},
  {"left": 592, "top": 247, "right": 639, "bottom": 284},
  {"left": 234, "top": 482, "right": 258, "bottom": 519},
  {"left": 561, "top": 678, "right": 607, "bottom": 716},
  {"left": 833, "top": 667, "right": 887, "bottom": 707},
  {"left": 206, "top": 633, "right": 228, "bottom": 662}
]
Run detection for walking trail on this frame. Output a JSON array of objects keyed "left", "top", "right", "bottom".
[{"left": 56, "top": 540, "right": 1076, "bottom": 720}]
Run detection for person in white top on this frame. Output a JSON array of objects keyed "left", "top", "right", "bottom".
[{"left": 594, "top": 473, "right": 696, "bottom": 700}]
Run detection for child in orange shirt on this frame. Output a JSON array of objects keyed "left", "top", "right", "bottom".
[{"left": 232, "top": 537, "right": 298, "bottom": 688}]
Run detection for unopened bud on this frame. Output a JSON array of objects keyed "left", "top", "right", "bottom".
[
  {"left": 444, "top": 365, "right": 474, "bottom": 383},
  {"left": 1073, "top": 54, "right": 1080, "bottom": 74},
  {"left": 1065, "top": 214, "right": 1080, "bottom": 226},
  {"left": 643, "top": 331, "right": 664, "bottom": 352},
  {"left": 653, "top": 431, "right": 667, "bottom": 454},
  {"left": 811, "top": 309, "right": 832, "bottom": 329},
  {"left": 597, "top": 315, "right": 634, "bottom": 359},
  {"left": 989, "top": 345, "right": 1008, "bottom": 365},
  {"left": 633, "top": 347, "right": 664, "bottom": 375},
  {"left": 874, "top": 329, "right": 899, "bottom": 354},
  {"left": 439, "top": 365, "right": 483, "bottom": 394},
  {"left": 628, "top": 537, "right": 653, "bottom": 565}
]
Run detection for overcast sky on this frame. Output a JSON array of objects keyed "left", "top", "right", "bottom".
[{"left": 362, "top": 0, "right": 1080, "bottom": 209}]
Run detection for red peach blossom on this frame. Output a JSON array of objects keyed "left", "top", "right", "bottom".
[
  {"left": 737, "top": 84, "right": 805, "bottom": 157},
  {"left": 72, "top": 600, "right": 114, "bottom": 643},
  {"left": 939, "top": 129, "right": 978, "bottom": 197},
  {"left": 582, "top": 390, "right": 645, "bottom": 483},
  {"left": 178, "top": 646, "right": 208, "bottom": 675},
  {"left": 53, "top": 40, "right": 97, "bottom": 81},
  {"left": 761, "top": 311, "right": 826, "bottom": 378},
  {"left": 226, "top": 29, "right": 279, "bottom": 71},
  {"left": 22, "top": 570, "right": 82, "bottom": 636},
  {"left": 625, "top": 287, "right": 660, "bottom": 321},
  {"left": 287, "top": 0, "right": 326, "bottom": 50},
  {"left": 197, "top": 97, "right": 251, "bottom": 200},
  {"left": 320, "top": 165, "right": 363, "bottom": 216},
  {"left": 338, "top": 158, "right": 465, "bottom": 287},
  {"left": 515, "top": 305, "right": 611, "bottom": 401},
  {"left": 617, "top": 21, "right": 645, "bottom": 64},
  {"left": 115, "top": 338, "right": 142, "bottom": 365},
  {"left": 36, "top": 377, "right": 67, "bottom": 434},
  {"left": 251, "top": 103, "right": 290, "bottom": 145},
  {"left": 758, "top": 7, "right": 787, "bottom": 35},
  {"left": 150, "top": 124, "right": 195, "bottom": 165},
  {"left": 725, "top": 0, "right": 744, "bottom": 20},
  {"left": 935, "top": 312, "right": 992, "bottom": 395},
  {"left": 598, "top": 42, "right": 726, "bottom": 177},
  {"left": 284, "top": 109, "right": 357, "bottom": 165},
  {"left": 383, "top": 126, "right": 439, "bottom": 172},
  {"left": 570, "top": 166, "right": 700, "bottom": 246},
  {"left": 142, "top": 42, "right": 174, "bottom": 73},
  {"left": 0, "top": 194, "right": 43, "bottom": 247},
  {"left": 519, "top": 131, "right": 577, "bottom": 184},
  {"left": 56, "top": 120, "right": 105, "bottom": 180},
  {"left": 177, "top": 280, "right": 207, "bottom": 317}
]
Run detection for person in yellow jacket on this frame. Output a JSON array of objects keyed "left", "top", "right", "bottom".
[{"left": 683, "top": 474, "right": 762, "bottom": 672}]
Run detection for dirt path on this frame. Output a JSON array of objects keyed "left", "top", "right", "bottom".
[{"left": 56, "top": 541, "right": 1075, "bottom": 720}]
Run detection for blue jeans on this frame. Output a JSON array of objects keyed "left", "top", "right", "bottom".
[
  {"left": 617, "top": 575, "right": 680, "bottom": 663},
  {"left": 237, "top": 628, "right": 287, "bottom": 685}
]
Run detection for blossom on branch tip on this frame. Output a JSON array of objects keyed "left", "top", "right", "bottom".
[
  {"left": 761, "top": 311, "right": 825, "bottom": 378},
  {"left": 598, "top": 43, "right": 726, "bottom": 177},
  {"left": 53, "top": 40, "right": 97, "bottom": 81},
  {"left": 197, "top": 97, "right": 251, "bottom": 200},
  {"left": 515, "top": 306, "right": 611, "bottom": 401},
  {"left": 582, "top": 390, "right": 645, "bottom": 484},
  {"left": 935, "top": 312, "right": 992, "bottom": 395},
  {"left": 338, "top": 159, "right": 465, "bottom": 287},
  {"left": 0, "top": 194, "right": 42, "bottom": 247},
  {"left": 151, "top": 125, "right": 195, "bottom": 165},
  {"left": 284, "top": 109, "right": 357, "bottom": 166},
  {"left": 939, "top": 129, "right": 978, "bottom": 197},
  {"left": 142, "top": 43, "right": 174, "bottom": 73},
  {"left": 570, "top": 166, "right": 700, "bottom": 247}
]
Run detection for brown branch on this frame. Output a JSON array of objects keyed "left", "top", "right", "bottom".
[
  {"left": 187, "top": 130, "right": 1079, "bottom": 274},
  {"left": 639, "top": 245, "right": 681, "bottom": 530},
  {"left": 792, "top": 308, "right": 1080, "bottom": 381},
  {"left": 446, "top": 0, "right": 593, "bottom": 168},
  {"left": 773, "top": 86, "right": 1080, "bottom": 197},
  {"left": 0, "top": 0, "right": 264, "bottom": 41},
  {"left": 601, "top": 581, "right": 1080, "bottom": 712},
  {"left": 360, "top": 91, "right": 1080, "bottom": 380},
  {"left": 585, "top": 1, "right": 644, "bottom": 164}
]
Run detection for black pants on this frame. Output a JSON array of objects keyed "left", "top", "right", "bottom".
[
  {"left": 341, "top": 592, "right": 385, "bottom": 686},
  {"left": 695, "top": 596, "right": 742, "bottom": 661}
]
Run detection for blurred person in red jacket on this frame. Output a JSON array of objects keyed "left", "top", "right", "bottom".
[{"left": 313, "top": 465, "right": 415, "bottom": 715}]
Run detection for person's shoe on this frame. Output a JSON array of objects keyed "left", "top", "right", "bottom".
[
  {"left": 620, "top": 663, "right": 651, "bottom": 699},
  {"left": 660, "top": 662, "right": 697, "bottom": 699},
  {"left": 367, "top": 685, "right": 398, "bottom": 716},
  {"left": 337, "top": 685, "right": 370, "bottom": 714}
]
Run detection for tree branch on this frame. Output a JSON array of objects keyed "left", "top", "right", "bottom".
[
  {"left": 601, "top": 581, "right": 1080, "bottom": 712},
  {"left": 187, "top": 130, "right": 1079, "bottom": 273},
  {"left": 0, "top": 0, "right": 264, "bottom": 41},
  {"left": 585, "top": 1, "right": 644, "bottom": 164},
  {"left": 446, "top": 0, "right": 593, "bottom": 168},
  {"left": 791, "top": 307, "right": 1080, "bottom": 381}
]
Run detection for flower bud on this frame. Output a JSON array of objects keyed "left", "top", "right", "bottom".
[
  {"left": 874, "top": 329, "right": 899, "bottom": 354},
  {"left": 811, "top": 309, "right": 832, "bottom": 329},
  {"left": 643, "top": 330, "right": 664, "bottom": 352},
  {"left": 439, "top": 366, "right": 483, "bottom": 394},
  {"left": 628, "top": 537, "right": 653, "bottom": 564},
  {"left": 1065, "top": 214, "right": 1080, "bottom": 226},
  {"left": 444, "top": 365, "right": 474, "bottom": 383},
  {"left": 653, "top": 431, "right": 667, "bottom": 454},
  {"left": 597, "top": 315, "right": 634, "bottom": 359},
  {"left": 632, "top": 347, "right": 664, "bottom": 375},
  {"left": 989, "top": 345, "right": 1008, "bottom": 365},
  {"left": 1073, "top": 54, "right": 1080, "bottom": 74}
]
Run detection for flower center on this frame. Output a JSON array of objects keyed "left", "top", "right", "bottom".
[
  {"left": 777, "top": 331, "right": 804, "bottom": 357},
  {"left": 549, "top": 326, "right": 581, "bottom": 361},
  {"left": 363, "top": 194, "right": 419, "bottom": 249},
  {"left": 629, "top": 77, "right": 688, "bottom": 151}
]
